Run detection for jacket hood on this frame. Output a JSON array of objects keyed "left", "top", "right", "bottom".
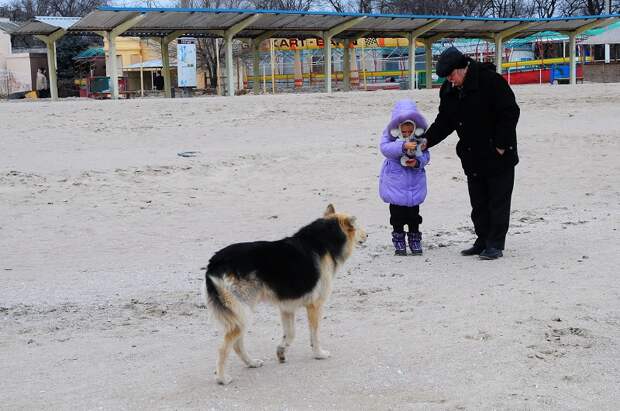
[{"left": 386, "top": 99, "right": 428, "bottom": 137}]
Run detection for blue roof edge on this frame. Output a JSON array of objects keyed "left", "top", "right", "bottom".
[{"left": 96, "top": 6, "right": 620, "bottom": 23}]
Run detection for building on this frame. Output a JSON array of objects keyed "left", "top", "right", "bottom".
[{"left": 0, "top": 18, "right": 47, "bottom": 97}]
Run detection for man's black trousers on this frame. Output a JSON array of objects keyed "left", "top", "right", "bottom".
[{"left": 467, "top": 167, "right": 515, "bottom": 250}]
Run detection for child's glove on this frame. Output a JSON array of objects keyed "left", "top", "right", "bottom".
[{"left": 398, "top": 128, "right": 426, "bottom": 167}]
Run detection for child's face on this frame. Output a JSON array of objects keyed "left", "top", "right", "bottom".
[{"left": 400, "top": 122, "right": 415, "bottom": 138}]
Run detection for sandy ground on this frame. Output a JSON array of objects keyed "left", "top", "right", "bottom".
[{"left": 1, "top": 83, "right": 619, "bottom": 410}]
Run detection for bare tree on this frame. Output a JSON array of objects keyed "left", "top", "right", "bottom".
[
  {"left": 377, "top": 0, "right": 494, "bottom": 16},
  {"left": 250, "top": 0, "right": 314, "bottom": 9},
  {"left": 0, "top": 0, "right": 106, "bottom": 19},
  {"left": 323, "top": 0, "right": 374, "bottom": 12},
  {"left": 533, "top": 0, "right": 557, "bottom": 16},
  {"left": 583, "top": 0, "right": 605, "bottom": 14},
  {"left": 557, "top": 0, "right": 618, "bottom": 15},
  {"left": 557, "top": 0, "right": 583, "bottom": 14},
  {"left": 487, "top": 0, "right": 534, "bottom": 17}
]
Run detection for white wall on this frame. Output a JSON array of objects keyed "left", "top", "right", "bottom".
[
  {"left": 6, "top": 54, "right": 33, "bottom": 92},
  {"left": 0, "top": 28, "right": 11, "bottom": 70}
]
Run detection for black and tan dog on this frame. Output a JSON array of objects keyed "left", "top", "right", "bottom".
[{"left": 204, "top": 204, "right": 367, "bottom": 385}]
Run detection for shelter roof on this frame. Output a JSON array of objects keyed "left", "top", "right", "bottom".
[
  {"left": 0, "top": 19, "right": 20, "bottom": 34},
  {"left": 11, "top": 7, "right": 620, "bottom": 41},
  {"left": 580, "top": 26, "right": 620, "bottom": 44}
]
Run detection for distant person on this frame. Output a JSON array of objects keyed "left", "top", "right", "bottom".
[
  {"left": 379, "top": 99, "right": 431, "bottom": 256},
  {"left": 154, "top": 72, "right": 164, "bottom": 91},
  {"left": 423, "top": 47, "right": 520, "bottom": 260},
  {"left": 36, "top": 68, "right": 48, "bottom": 98},
  {"left": 42, "top": 69, "right": 50, "bottom": 97}
]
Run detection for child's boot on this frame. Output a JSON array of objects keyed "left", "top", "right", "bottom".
[
  {"left": 407, "top": 232, "right": 423, "bottom": 255},
  {"left": 392, "top": 231, "right": 407, "bottom": 256}
]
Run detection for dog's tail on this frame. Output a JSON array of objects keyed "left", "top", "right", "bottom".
[{"left": 204, "top": 271, "right": 245, "bottom": 333}]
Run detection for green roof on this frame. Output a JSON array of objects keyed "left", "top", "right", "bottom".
[{"left": 74, "top": 47, "right": 104, "bottom": 60}]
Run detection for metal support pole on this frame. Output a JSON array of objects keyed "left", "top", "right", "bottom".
[
  {"left": 253, "top": 40, "right": 260, "bottom": 94},
  {"left": 424, "top": 39, "right": 433, "bottom": 89},
  {"left": 225, "top": 34, "right": 234, "bottom": 96},
  {"left": 495, "top": 35, "right": 503, "bottom": 74},
  {"left": 407, "top": 33, "right": 416, "bottom": 90},
  {"left": 270, "top": 39, "right": 276, "bottom": 93},
  {"left": 108, "top": 33, "right": 119, "bottom": 99},
  {"left": 569, "top": 32, "right": 577, "bottom": 85},
  {"left": 45, "top": 39, "right": 59, "bottom": 100},
  {"left": 343, "top": 39, "right": 351, "bottom": 91},
  {"left": 605, "top": 0, "right": 611, "bottom": 63},
  {"left": 139, "top": 53, "right": 144, "bottom": 97},
  {"left": 323, "top": 33, "right": 332, "bottom": 93},
  {"left": 160, "top": 37, "right": 172, "bottom": 98}
]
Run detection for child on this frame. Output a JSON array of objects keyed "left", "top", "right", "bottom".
[{"left": 379, "top": 99, "right": 430, "bottom": 256}]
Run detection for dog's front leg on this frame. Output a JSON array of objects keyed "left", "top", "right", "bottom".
[
  {"left": 276, "top": 309, "right": 296, "bottom": 363},
  {"left": 306, "top": 303, "right": 330, "bottom": 359}
]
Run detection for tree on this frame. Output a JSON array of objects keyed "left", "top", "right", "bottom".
[
  {"left": 487, "top": 0, "right": 534, "bottom": 17},
  {"left": 250, "top": 0, "right": 314, "bottom": 9},
  {"left": 533, "top": 0, "right": 557, "bottom": 17},
  {"left": 0, "top": 0, "right": 106, "bottom": 20}
]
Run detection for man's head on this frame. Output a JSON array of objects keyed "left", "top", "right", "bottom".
[
  {"left": 436, "top": 47, "right": 469, "bottom": 87},
  {"left": 446, "top": 67, "right": 468, "bottom": 87}
]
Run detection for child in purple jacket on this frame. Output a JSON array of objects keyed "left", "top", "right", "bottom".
[{"left": 379, "top": 99, "right": 431, "bottom": 256}]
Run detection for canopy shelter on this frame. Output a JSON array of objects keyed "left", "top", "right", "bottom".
[
  {"left": 13, "top": 7, "right": 620, "bottom": 99},
  {"left": 11, "top": 17, "right": 80, "bottom": 100},
  {"left": 580, "top": 26, "right": 620, "bottom": 44}
]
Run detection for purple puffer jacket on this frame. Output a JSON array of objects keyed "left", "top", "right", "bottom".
[{"left": 379, "top": 100, "right": 431, "bottom": 207}]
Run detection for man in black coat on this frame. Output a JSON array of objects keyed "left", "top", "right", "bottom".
[{"left": 424, "top": 47, "right": 520, "bottom": 260}]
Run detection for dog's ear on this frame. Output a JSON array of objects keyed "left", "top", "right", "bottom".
[
  {"left": 342, "top": 216, "right": 356, "bottom": 232},
  {"left": 324, "top": 204, "right": 336, "bottom": 217}
]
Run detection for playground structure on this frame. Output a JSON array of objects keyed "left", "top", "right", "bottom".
[
  {"left": 233, "top": 35, "right": 594, "bottom": 92},
  {"left": 10, "top": 7, "right": 620, "bottom": 100}
]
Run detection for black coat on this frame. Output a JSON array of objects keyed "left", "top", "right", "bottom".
[{"left": 425, "top": 60, "right": 520, "bottom": 177}]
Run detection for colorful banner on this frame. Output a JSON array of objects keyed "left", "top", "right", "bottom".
[{"left": 261, "top": 37, "right": 416, "bottom": 51}]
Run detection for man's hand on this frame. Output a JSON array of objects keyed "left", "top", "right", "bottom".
[
  {"left": 405, "top": 158, "right": 417, "bottom": 167},
  {"left": 496, "top": 147, "right": 505, "bottom": 155},
  {"left": 403, "top": 141, "right": 417, "bottom": 150}
]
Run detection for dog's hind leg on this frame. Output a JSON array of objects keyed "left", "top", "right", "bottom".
[
  {"left": 276, "top": 309, "right": 296, "bottom": 363},
  {"left": 215, "top": 326, "right": 240, "bottom": 385},
  {"left": 306, "top": 303, "right": 330, "bottom": 359},
  {"left": 233, "top": 332, "right": 264, "bottom": 368}
]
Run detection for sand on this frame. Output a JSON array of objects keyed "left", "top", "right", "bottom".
[{"left": 1, "top": 83, "right": 619, "bottom": 410}]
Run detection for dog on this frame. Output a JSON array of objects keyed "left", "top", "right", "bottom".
[{"left": 204, "top": 204, "right": 367, "bottom": 385}]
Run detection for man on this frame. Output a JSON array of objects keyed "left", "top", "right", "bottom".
[
  {"left": 424, "top": 47, "right": 520, "bottom": 260},
  {"left": 36, "top": 68, "right": 48, "bottom": 98},
  {"left": 154, "top": 71, "right": 164, "bottom": 91}
]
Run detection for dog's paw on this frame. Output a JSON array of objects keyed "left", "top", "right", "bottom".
[
  {"left": 313, "top": 349, "right": 331, "bottom": 360},
  {"left": 216, "top": 375, "right": 233, "bottom": 385},
  {"left": 276, "top": 345, "right": 287, "bottom": 363},
  {"left": 248, "top": 359, "right": 264, "bottom": 368}
]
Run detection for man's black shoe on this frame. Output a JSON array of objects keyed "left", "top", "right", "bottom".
[
  {"left": 460, "top": 245, "right": 485, "bottom": 256},
  {"left": 479, "top": 247, "right": 503, "bottom": 260}
]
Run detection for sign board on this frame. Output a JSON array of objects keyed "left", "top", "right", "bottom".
[{"left": 177, "top": 38, "right": 197, "bottom": 87}]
